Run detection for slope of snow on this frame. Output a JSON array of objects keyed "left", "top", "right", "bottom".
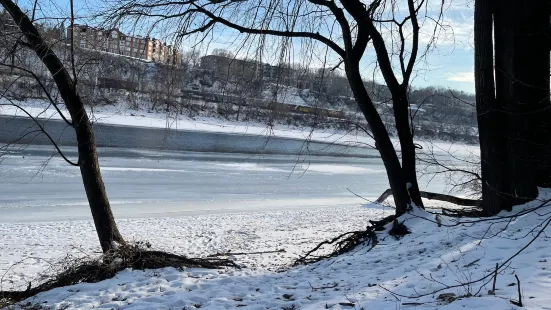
[
  {"left": 0, "top": 98, "right": 364, "bottom": 145},
  {"left": 261, "top": 85, "right": 308, "bottom": 107},
  {"left": 4, "top": 191, "right": 551, "bottom": 309},
  {"left": 0, "top": 98, "right": 480, "bottom": 157}
]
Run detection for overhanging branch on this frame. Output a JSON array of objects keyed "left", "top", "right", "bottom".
[{"left": 191, "top": 3, "right": 346, "bottom": 57}]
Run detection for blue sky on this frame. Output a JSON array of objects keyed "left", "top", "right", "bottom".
[{"left": 19, "top": 0, "right": 476, "bottom": 93}]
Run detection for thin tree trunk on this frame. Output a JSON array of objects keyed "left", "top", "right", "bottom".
[
  {"left": 344, "top": 59, "right": 411, "bottom": 215},
  {"left": 1, "top": 0, "right": 125, "bottom": 252},
  {"left": 75, "top": 110, "right": 125, "bottom": 252},
  {"left": 474, "top": 0, "right": 509, "bottom": 215},
  {"left": 392, "top": 88, "right": 424, "bottom": 208}
]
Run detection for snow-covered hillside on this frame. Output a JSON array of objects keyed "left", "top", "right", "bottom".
[
  {"left": 0, "top": 97, "right": 352, "bottom": 141},
  {"left": 0, "top": 98, "right": 480, "bottom": 157},
  {"left": 4, "top": 191, "right": 551, "bottom": 309}
]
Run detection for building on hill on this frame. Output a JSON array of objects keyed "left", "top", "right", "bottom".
[
  {"left": 1, "top": 9, "right": 65, "bottom": 43},
  {"left": 67, "top": 24, "right": 181, "bottom": 65},
  {"left": 200, "top": 54, "right": 277, "bottom": 81},
  {"left": 0, "top": 9, "right": 18, "bottom": 36},
  {"left": 200, "top": 54, "right": 309, "bottom": 87}
]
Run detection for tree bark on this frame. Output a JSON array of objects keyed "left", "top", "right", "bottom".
[
  {"left": 361, "top": 12, "right": 424, "bottom": 210},
  {"left": 344, "top": 58, "right": 411, "bottom": 215},
  {"left": 497, "top": 0, "right": 551, "bottom": 204},
  {"left": 476, "top": 0, "right": 551, "bottom": 214},
  {"left": 474, "top": 0, "right": 510, "bottom": 215},
  {"left": 1, "top": 0, "right": 125, "bottom": 252},
  {"left": 391, "top": 88, "right": 424, "bottom": 208}
]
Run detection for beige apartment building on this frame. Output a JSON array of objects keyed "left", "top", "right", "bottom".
[{"left": 67, "top": 24, "right": 181, "bottom": 65}]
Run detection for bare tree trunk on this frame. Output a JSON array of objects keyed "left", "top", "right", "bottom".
[
  {"left": 392, "top": 88, "right": 424, "bottom": 208},
  {"left": 345, "top": 60, "right": 411, "bottom": 215},
  {"left": 474, "top": 0, "right": 509, "bottom": 215},
  {"left": 1, "top": 0, "right": 125, "bottom": 252},
  {"left": 496, "top": 0, "right": 551, "bottom": 205},
  {"left": 476, "top": 0, "right": 551, "bottom": 215},
  {"left": 75, "top": 110, "right": 126, "bottom": 252}
]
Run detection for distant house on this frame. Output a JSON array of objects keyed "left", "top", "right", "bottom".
[
  {"left": 0, "top": 9, "right": 18, "bottom": 36},
  {"left": 67, "top": 24, "right": 181, "bottom": 66}
]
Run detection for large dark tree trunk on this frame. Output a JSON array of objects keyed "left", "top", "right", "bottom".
[
  {"left": 344, "top": 59, "right": 411, "bottom": 215},
  {"left": 498, "top": 0, "right": 551, "bottom": 203},
  {"left": 493, "top": 0, "right": 529, "bottom": 208},
  {"left": 474, "top": 0, "right": 509, "bottom": 215},
  {"left": 1, "top": 0, "right": 125, "bottom": 252},
  {"left": 476, "top": 0, "right": 551, "bottom": 215}
]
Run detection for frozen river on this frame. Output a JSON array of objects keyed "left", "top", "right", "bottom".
[{"left": 0, "top": 146, "right": 448, "bottom": 223}]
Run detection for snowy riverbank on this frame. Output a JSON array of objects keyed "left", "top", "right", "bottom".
[
  {"left": 0, "top": 98, "right": 480, "bottom": 156},
  {"left": 3, "top": 192, "right": 551, "bottom": 309}
]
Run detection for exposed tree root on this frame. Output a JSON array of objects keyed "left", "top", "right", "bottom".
[
  {"left": 441, "top": 207, "right": 486, "bottom": 217},
  {"left": 376, "top": 188, "right": 482, "bottom": 207},
  {"left": 295, "top": 187, "right": 482, "bottom": 266},
  {"left": 0, "top": 244, "right": 237, "bottom": 307},
  {"left": 293, "top": 215, "right": 403, "bottom": 265}
]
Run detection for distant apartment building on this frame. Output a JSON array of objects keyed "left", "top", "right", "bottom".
[
  {"left": 67, "top": 24, "right": 181, "bottom": 65},
  {"left": 2, "top": 9, "right": 65, "bottom": 42},
  {"left": 0, "top": 9, "right": 18, "bottom": 35}
]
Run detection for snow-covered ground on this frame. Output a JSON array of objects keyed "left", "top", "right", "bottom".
[
  {"left": 2, "top": 99, "right": 522, "bottom": 310},
  {"left": 0, "top": 204, "right": 392, "bottom": 291},
  {"left": 3, "top": 192, "right": 551, "bottom": 309}
]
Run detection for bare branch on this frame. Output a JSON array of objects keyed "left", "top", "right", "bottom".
[{"left": 0, "top": 99, "right": 79, "bottom": 166}]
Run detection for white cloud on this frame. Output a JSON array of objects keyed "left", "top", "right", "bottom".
[{"left": 446, "top": 71, "right": 474, "bottom": 83}]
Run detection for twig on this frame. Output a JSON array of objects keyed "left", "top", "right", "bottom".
[
  {"left": 294, "top": 215, "right": 395, "bottom": 265},
  {"left": 463, "top": 258, "right": 481, "bottom": 268},
  {"left": 207, "top": 249, "right": 285, "bottom": 257},
  {"left": 308, "top": 281, "right": 338, "bottom": 291},
  {"left": 490, "top": 263, "right": 498, "bottom": 295},
  {"left": 510, "top": 274, "right": 522, "bottom": 307},
  {"left": 380, "top": 209, "right": 551, "bottom": 299}
]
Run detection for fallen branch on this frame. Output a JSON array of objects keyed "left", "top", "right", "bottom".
[
  {"left": 207, "top": 249, "right": 285, "bottom": 257},
  {"left": 463, "top": 258, "right": 481, "bottom": 268},
  {"left": 294, "top": 215, "right": 396, "bottom": 265},
  {"left": 0, "top": 243, "right": 237, "bottom": 306},
  {"left": 376, "top": 188, "right": 482, "bottom": 207}
]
